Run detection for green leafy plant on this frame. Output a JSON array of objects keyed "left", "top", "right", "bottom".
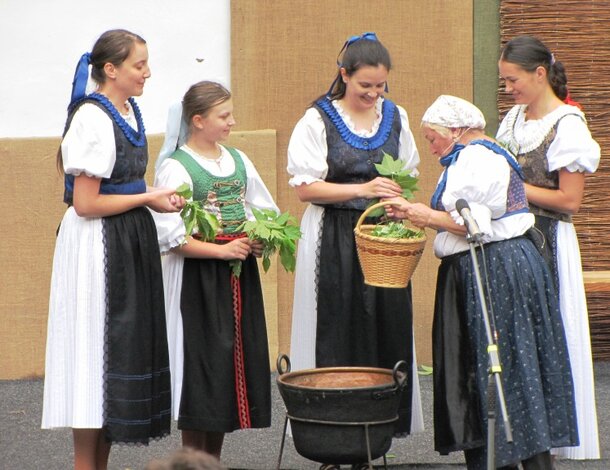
[
  {"left": 175, "top": 183, "right": 220, "bottom": 242},
  {"left": 370, "top": 221, "right": 423, "bottom": 239},
  {"left": 234, "top": 208, "right": 302, "bottom": 276},
  {"left": 367, "top": 151, "right": 419, "bottom": 217},
  {"left": 175, "top": 185, "right": 302, "bottom": 277},
  {"left": 375, "top": 151, "right": 419, "bottom": 199}
]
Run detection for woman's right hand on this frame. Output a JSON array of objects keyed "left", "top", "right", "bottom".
[
  {"left": 219, "top": 238, "right": 252, "bottom": 261},
  {"left": 361, "top": 177, "right": 403, "bottom": 199}
]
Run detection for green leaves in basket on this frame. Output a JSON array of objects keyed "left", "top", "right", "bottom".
[
  {"left": 233, "top": 208, "right": 302, "bottom": 277},
  {"left": 366, "top": 152, "right": 419, "bottom": 217},
  {"left": 175, "top": 183, "right": 220, "bottom": 242},
  {"left": 370, "top": 221, "right": 424, "bottom": 240}
]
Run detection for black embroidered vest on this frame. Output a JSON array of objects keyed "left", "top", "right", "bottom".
[
  {"left": 63, "top": 99, "right": 148, "bottom": 205},
  {"left": 314, "top": 98, "right": 402, "bottom": 210}
]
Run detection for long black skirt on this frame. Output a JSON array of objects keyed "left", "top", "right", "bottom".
[
  {"left": 103, "top": 207, "right": 171, "bottom": 444},
  {"left": 178, "top": 255, "right": 271, "bottom": 432},
  {"left": 316, "top": 207, "right": 414, "bottom": 434},
  {"left": 433, "top": 237, "right": 578, "bottom": 469}
]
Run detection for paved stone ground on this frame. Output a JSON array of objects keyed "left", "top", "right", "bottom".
[{"left": 1, "top": 362, "right": 608, "bottom": 469}]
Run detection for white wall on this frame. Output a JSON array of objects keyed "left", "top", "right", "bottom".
[{"left": 0, "top": 0, "right": 230, "bottom": 138}]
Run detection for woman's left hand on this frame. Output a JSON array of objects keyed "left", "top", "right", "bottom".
[{"left": 250, "top": 239, "right": 265, "bottom": 258}]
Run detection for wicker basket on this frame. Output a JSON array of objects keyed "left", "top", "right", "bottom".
[{"left": 354, "top": 202, "right": 427, "bottom": 288}]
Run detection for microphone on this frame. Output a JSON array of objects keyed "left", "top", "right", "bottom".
[{"left": 455, "top": 199, "right": 483, "bottom": 242}]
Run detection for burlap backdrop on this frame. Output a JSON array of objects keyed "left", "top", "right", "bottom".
[
  {"left": 230, "top": 0, "right": 479, "bottom": 369},
  {"left": 1, "top": 0, "right": 477, "bottom": 379}
]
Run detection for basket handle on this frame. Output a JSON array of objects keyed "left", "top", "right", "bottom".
[{"left": 355, "top": 201, "right": 389, "bottom": 231}]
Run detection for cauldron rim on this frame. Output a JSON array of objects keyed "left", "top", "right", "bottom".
[{"left": 277, "top": 365, "right": 396, "bottom": 392}]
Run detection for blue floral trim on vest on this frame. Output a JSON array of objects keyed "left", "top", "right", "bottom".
[
  {"left": 315, "top": 98, "right": 396, "bottom": 150},
  {"left": 69, "top": 92, "right": 147, "bottom": 147}
]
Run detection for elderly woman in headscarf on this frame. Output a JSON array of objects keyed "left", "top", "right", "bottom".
[{"left": 386, "top": 95, "right": 578, "bottom": 470}]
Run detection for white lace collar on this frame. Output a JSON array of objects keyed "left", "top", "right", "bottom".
[
  {"left": 331, "top": 98, "right": 384, "bottom": 138},
  {"left": 502, "top": 104, "right": 584, "bottom": 154}
]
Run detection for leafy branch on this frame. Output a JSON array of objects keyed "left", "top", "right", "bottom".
[
  {"left": 174, "top": 185, "right": 302, "bottom": 277},
  {"left": 367, "top": 152, "right": 419, "bottom": 217},
  {"left": 175, "top": 183, "right": 220, "bottom": 242},
  {"left": 233, "top": 208, "right": 302, "bottom": 276}
]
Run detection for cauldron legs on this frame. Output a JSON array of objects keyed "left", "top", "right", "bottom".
[
  {"left": 276, "top": 415, "right": 289, "bottom": 470},
  {"left": 275, "top": 414, "right": 389, "bottom": 469}
]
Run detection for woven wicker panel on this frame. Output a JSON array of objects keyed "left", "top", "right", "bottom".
[{"left": 498, "top": 1, "right": 610, "bottom": 272}]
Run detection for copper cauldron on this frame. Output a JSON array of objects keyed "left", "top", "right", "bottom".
[{"left": 276, "top": 355, "right": 408, "bottom": 466}]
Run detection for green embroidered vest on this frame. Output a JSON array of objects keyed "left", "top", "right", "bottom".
[{"left": 171, "top": 146, "right": 248, "bottom": 234}]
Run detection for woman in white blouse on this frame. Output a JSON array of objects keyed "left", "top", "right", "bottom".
[
  {"left": 286, "top": 32, "right": 424, "bottom": 448},
  {"left": 497, "top": 35, "right": 601, "bottom": 461},
  {"left": 388, "top": 95, "right": 578, "bottom": 470},
  {"left": 42, "top": 29, "right": 184, "bottom": 468}
]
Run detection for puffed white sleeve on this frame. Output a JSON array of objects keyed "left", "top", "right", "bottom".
[
  {"left": 239, "top": 150, "right": 280, "bottom": 218},
  {"left": 61, "top": 103, "right": 116, "bottom": 178},
  {"left": 286, "top": 107, "right": 329, "bottom": 187},
  {"left": 547, "top": 114, "right": 601, "bottom": 173},
  {"left": 151, "top": 159, "right": 190, "bottom": 253},
  {"left": 495, "top": 108, "right": 514, "bottom": 146},
  {"left": 442, "top": 145, "right": 511, "bottom": 237},
  {"left": 396, "top": 105, "right": 420, "bottom": 176}
]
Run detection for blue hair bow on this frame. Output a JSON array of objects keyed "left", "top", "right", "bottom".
[
  {"left": 326, "top": 32, "right": 389, "bottom": 97},
  {"left": 336, "top": 32, "right": 378, "bottom": 66},
  {"left": 69, "top": 52, "right": 91, "bottom": 109}
]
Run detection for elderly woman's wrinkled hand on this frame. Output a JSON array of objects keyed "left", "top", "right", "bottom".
[
  {"left": 384, "top": 198, "right": 431, "bottom": 228},
  {"left": 402, "top": 202, "right": 432, "bottom": 229}
]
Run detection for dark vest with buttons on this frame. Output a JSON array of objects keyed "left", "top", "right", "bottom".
[
  {"left": 313, "top": 98, "right": 402, "bottom": 210},
  {"left": 62, "top": 98, "right": 148, "bottom": 205}
]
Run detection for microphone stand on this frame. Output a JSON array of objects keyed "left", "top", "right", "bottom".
[{"left": 465, "top": 234, "right": 513, "bottom": 470}]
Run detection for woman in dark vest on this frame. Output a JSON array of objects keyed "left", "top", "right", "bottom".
[
  {"left": 497, "top": 35, "right": 601, "bottom": 461},
  {"left": 287, "top": 33, "right": 424, "bottom": 458},
  {"left": 42, "top": 29, "right": 183, "bottom": 469}
]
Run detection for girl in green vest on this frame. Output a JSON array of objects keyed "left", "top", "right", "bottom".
[{"left": 152, "top": 81, "right": 278, "bottom": 460}]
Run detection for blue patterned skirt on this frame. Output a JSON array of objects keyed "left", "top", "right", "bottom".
[{"left": 432, "top": 236, "right": 578, "bottom": 468}]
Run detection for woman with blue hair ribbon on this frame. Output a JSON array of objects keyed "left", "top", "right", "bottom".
[
  {"left": 42, "top": 29, "right": 184, "bottom": 469},
  {"left": 287, "top": 32, "right": 424, "bottom": 461}
]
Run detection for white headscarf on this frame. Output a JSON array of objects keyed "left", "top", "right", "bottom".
[
  {"left": 156, "top": 101, "right": 189, "bottom": 170},
  {"left": 421, "top": 95, "right": 486, "bottom": 130}
]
